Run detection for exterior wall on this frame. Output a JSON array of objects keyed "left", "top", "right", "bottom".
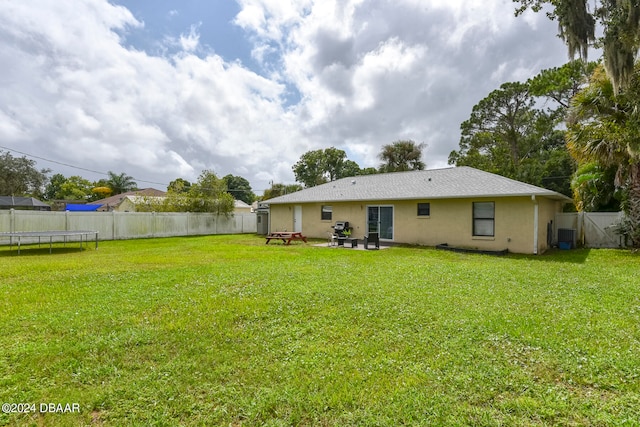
[
  {"left": 268, "top": 205, "right": 295, "bottom": 232},
  {"left": 115, "top": 197, "right": 137, "bottom": 212},
  {"left": 234, "top": 206, "right": 253, "bottom": 215},
  {"left": 536, "top": 197, "right": 562, "bottom": 254},
  {"left": 270, "top": 196, "right": 565, "bottom": 254}
]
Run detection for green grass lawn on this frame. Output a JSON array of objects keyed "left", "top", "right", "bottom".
[{"left": 0, "top": 235, "right": 639, "bottom": 426}]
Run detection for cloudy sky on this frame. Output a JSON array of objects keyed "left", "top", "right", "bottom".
[{"left": 0, "top": 0, "right": 571, "bottom": 195}]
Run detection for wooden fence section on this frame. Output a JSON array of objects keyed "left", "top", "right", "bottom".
[
  {"left": 555, "top": 212, "right": 627, "bottom": 248},
  {"left": 0, "top": 210, "right": 257, "bottom": 244}
]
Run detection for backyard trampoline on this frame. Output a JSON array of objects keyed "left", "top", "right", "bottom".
[{"left": 0, "top": 230, "right": 99, "bottom": 254}]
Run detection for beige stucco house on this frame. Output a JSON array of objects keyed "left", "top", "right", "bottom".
[
  {"left": 233, "top": 200, "right": 253, "bottom": 214},
  {"left": 266, "top": 167, "right": 572, "bottom": 254}
]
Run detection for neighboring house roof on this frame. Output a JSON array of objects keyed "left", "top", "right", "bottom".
[
  {"left": 89, "top": 188, "right": 167, "bottom": 207},
  {"left": 234, "top": 200, "right": 252, "bottom": 209},
  {"left": 0, "top": 196, "right": 51, "bottom": 210},
  {"left": 267, "top": 167, "right": 572, "bottom": 204}
]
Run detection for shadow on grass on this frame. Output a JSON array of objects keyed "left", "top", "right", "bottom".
[
  {"left": 509, "top": 248, "right": 592, "bottom": 264},
  {"left": 390, "top": 241, "right": 596, "bottom": 264},
  {"left": 0, "top": 246, "right": 94, "bottom": 257}
]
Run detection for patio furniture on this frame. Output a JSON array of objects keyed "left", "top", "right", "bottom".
[
  {"left": 328, "top": 232, "right": 338, "bottom": 247},
  {"left": 364, "top": 232, "right": 379, "bottom": 250},
  {"left": 265, "top": 231, "right": 308, "bottom": 245},
  {"left": 338, "top": 237, "right": 358, "bottom": 248}
]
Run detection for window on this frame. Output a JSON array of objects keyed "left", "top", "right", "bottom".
[
  {"left": 417, "top": 202, "right": 430, "bottom": 216},
  {"left": 473, "top": 202, "right": 495, "bottom": 237},
  {"left": 321, "top": 205, "right": 332, "bottom": 221}
]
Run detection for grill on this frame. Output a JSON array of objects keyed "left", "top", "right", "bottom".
[{"left": 332, "top": 221, "right": 350, "bottom": 237}]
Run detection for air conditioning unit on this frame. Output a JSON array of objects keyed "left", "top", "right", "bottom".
[{"left": 558, "top": 228, "right": 577, "bottom": 249}]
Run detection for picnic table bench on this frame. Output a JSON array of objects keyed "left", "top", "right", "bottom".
[{"left": 265, "top": 231, "right": 308, "bottom": 245}]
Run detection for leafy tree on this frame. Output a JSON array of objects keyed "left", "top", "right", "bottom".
[
  {"left": 514, "top": 0, "right": 640, "bottom": 94},
  {"left": 167, "top": 178, "right": 192, "bottom": 194},
  {"left": 449, "top": 83, "right": 553, "bottom": 177},
  {"left": 342, "top": 160, "right": 364, "bottom": 177},
  {"left": 130, "top": 195, "right": 167, "bottom": 213},
  {"left": 292, "top": 147, "right": 361, "bottom": 187},
  {"left": 178, "top": 170, "right": 235, "bottom": 215},
  {"left": 262, "top": 183, "right": 303, "bottom": 200},
  {"left": 54, "top": 176, "right": 94, "bottom": 201},
  {"left": 106, "top": 171, "right": 137, "bottom": 195},
  {"left": 223, "top": 174, "right": 256, "bottom": 205},
  {"left": 378, "top": 140, "right": 426, "bottom": 172},
  {"left": 322, "top": 147, "right": 354, "bottom": 181},
  {"left": 527, "top": 59, "right": 597, "bottom": 109},
  {"left": 44, "top": 173, "right": 67, "bottom": 200},
  {"left": 293, "top": 149, "right": 325, "bottom": 187},
  {"left": 566, "top": 63, "right": 640, "bottom": 246},
  {"left": 359, "top": 167, "right": 379, "bottom": 175},
  {"left": 91, "top": 186, "right": 112, "bottom": 200},
  {"left": 160, "top": 171, "right": 234, "bottom": 214},
  {"left": 0, "top": 150, "right": 50, "bottom": 197},
  {"left": 46, "top": 174, "right": 113, "bottom": 202},
  {"left": 448, "top": 68, "right": 585, "bottom": 197},
  {"left": 571, "top": 163, "right": 621, "bottom": 212}
]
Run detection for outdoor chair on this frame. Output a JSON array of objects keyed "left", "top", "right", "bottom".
[
  {"left": 327, "top": 231, "right": 338, "bottom": 247},
  {"left": 364, "top": 232, "right": 379, "bottom": 250}
]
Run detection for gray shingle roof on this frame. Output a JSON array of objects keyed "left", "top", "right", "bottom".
[{"left": 267, "top": 167, "right": 572, "bottom": 204}]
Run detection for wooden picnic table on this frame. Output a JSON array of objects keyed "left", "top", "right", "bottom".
[{"left": 265, "top": 231, "right": 308, "bottom": 245}]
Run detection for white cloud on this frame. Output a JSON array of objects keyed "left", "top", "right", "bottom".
[
  {"left": 0, "top": 0, "right": 303, "bottom": 191},
  {"left": 179, "top": 25, "right": 201, "bottom": 52},
  {"left": 0, "top": 0, "right": 571, "bottom": 194},
  {"left": 237, "top": 0, "right": 569, "bottom": 170}
]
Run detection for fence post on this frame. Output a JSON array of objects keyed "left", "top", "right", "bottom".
[
  {"left": 112, "top": 211, "right": 116, "bottom": 240},
  {"left": 10, "top": 208, "right": 15, "bottom": 233}
]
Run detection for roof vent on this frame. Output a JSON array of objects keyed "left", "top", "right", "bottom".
[{"left": 351, "top": 180, "right": 356, "bottom": 185}]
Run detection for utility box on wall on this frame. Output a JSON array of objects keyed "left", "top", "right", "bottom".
[{"left": 256, "top": 202, "right": 270, "bottom": 235}]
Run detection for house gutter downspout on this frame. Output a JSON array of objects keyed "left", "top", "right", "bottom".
[{"left": 532, "top": 195, "right": 538, "bottom": 255}]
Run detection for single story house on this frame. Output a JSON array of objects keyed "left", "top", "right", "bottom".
[
  {"left": 91, "top": 188, "right": 167, "bottom": 212},
  {"left": 266, "top": 166, "right": 572, "bottom": 254}
]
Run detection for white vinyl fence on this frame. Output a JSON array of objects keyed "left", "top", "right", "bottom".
[
  {"left": 0, "top": 209, "right": 257, "bottom": 245},
  {"left": 555, "top": 212, "right": 627, "bottom": 248}
]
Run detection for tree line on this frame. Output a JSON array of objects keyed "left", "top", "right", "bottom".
[
  {"left": 259, "top": 140, "right": 426, "bottom": 199},
  {"left": 0, "top": 152, "right": 254, "bottom": 215},
  {"left": 1, "top": 139, "right": 427, "bottom": 210}
]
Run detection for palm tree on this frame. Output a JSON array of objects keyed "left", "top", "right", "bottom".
[
  {"left": 566, "top": 65, "right": 640, "bottom": 246},
  {"left": 378, "top": 140, "right": 426, "bottom": 173},
  {"left": 106, "top": 171, "right": 138, "bottom": 195}
]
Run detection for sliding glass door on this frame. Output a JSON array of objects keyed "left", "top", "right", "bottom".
[{"left": 367, "top": 205, "right": 393, "bottom": 240}]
